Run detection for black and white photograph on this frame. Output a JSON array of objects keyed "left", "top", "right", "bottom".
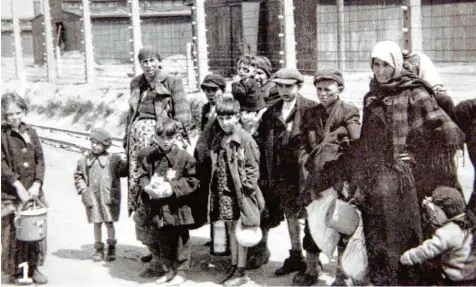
[{"left": 1, "top": 0, "right": 475, "bottom": 286}]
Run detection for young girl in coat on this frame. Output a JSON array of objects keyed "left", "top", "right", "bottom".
[
  {"left": 209, "top": 97, "right": 263, "bottom": 286},
  {"left": 1, "top": 93, "right": 48, "bottom": 284},
  {"left": 74, "top": 128, "right": 128, "bottom": 262}
]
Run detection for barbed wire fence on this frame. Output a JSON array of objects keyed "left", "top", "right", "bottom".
[{"left": 2, "top": 0, "right": 475, "bottom": 102}]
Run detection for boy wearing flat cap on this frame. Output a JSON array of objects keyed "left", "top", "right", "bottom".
[
  {"left": 293, "top": 69, "right": 361, "bottom": 286},
  {"left": 257, "top": 68, "right": 317, "bottom": 276},
  {"left": 74, "top": 128, "right": 128, "bottom": 262},
  {"left": 201, "top": 73, "right": 227, "bottom": 131}
]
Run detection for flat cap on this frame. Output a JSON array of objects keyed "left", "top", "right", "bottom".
[
  {"left": 90, "top": 127, "right": 112, "bottom": 147},
  {"left": 271, "top": 68, "right": 304, "bottom": 85},
  {"left": 201, "top": 73, "right": 226, "bottom": 91},
  {"left": 313, "top": 69, "right": 345, "bottom": 88}
]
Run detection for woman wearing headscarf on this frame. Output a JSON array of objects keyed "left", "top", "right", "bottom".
[{"left": 349, "top": 41, "right": 465, "bottom": 285}]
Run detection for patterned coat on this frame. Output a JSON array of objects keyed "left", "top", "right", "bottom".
[{"left": 74, "top": 152, "right": 128, "bottom": 223}]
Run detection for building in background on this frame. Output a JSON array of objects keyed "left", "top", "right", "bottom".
[{"left": 1, "top": 0, "right": 36, "bottom": 57}]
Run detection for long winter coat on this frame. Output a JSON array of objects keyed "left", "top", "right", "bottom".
[
  {"left": 74, "top": 152, "right": 128, "bottom": 223},
  {"left": 257, "top": 95, "right": 316, "bottom": 217},
  {"left": 137, "top": 145, "right": 200, "bottom": 228},
  {"left": 209, "top": 124, "right": 264, "bottom": 226}
]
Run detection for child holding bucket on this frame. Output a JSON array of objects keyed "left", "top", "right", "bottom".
[
  {"left": 74, "top": 127, "right": 128, "bottom": 262},
  {"left": 1, "top": 92, "right": 48, "bottom": 284},
  {"left": 208, "top": 97, "right": 264, "bottom": 286}
]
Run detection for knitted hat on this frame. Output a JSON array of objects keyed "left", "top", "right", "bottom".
[
  {"left": 201, "top": 73, "right": 226, "bottom": 91},
  {"left": 271, "top": 68, "right": 304, "bottom": 85},
  {"left": 313, "top": 69, "right": 345, "bottom": 89},
  {"left": 138, "top": 47, "right": 161, "bottom": 62},
  {"left": 370, "top": 41, "right": 403, "bottom": 75},
  {"left": 232, "top": 78, "right": 266, "bottom": 112},
  {"left": 432, "top": 186, "right": 466, "bottom": 219},
  {"left": 90, "top": 127, "right": 112, "bottom": 147},
  {"left": 255, "top": 56, "right": 273, "bottom": 78}
]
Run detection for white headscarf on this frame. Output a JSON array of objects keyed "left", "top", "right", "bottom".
[
  {"left": 410, "top": 52, "right": 443, "bottom": 88},
  {"left": 370, "top": 41, "right": 404, "bottom": 76}
]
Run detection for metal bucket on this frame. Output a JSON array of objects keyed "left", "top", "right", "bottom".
[
  {"left": 325, "top": 199, "right": 359, "bottom": 236},
  {"left": 14, "top": 200, "right": 47, "bottom": 241}
]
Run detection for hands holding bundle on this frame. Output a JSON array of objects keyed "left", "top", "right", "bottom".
[{"left": 144, "top": 175, "right": 173, "bottom": 200}]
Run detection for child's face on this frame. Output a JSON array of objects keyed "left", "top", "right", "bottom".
[
  {"left": 4, "top": 103, "right": 25, "bottom": 129},
  {"left": 240, "top": 110, "right": 259, "bottom": 130},
  {"left": 202, "top": 87, "right": 223, "bottom": 105},
  {"left": 254, "top": 68, "right": 269, "bottom": 87},
  {"left": 156, "top": 134, "right": 177, "bottom": 152},
  {"left": 217, "top": 114, "right": 240, "bottom": 134},
  {"left": 90, "top": 139, "right": 107, "bottom": 155},
  {"left": 315, "top": 80, "right": 341, "bottom": 107},
  {"left": 237, "top": 63, "right": 256, "bottom": 79},
  {"left": 276, "top": 82, "right": 300, "bottom": 102}
]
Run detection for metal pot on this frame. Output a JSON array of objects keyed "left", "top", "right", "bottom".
[{"left": 14, "top": 200, "right": 47, "bottom": 241}]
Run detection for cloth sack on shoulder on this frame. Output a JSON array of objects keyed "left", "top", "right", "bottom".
[
  {"left": 306, "top": 186, "right": 340, "bottom": 258},
  {"left": 341, "top": 210, "right": 368, "bottom": 281},
  {"left": 238, "top": 188, "right": 265, "bottom": 227}
]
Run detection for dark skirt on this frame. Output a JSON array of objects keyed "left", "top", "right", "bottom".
[{"left": 360, "top": 164, "right": 423, "bottom": 286}]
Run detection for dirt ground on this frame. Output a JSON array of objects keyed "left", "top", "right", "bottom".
[{"left": 1, "top": 64, "right": 475, "bottom": 286}]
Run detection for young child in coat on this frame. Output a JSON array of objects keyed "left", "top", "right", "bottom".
[
  {"left": 254, "top": 55, "right": 280, "bottom": 107},
  {"left": 233, "top": 54, "right": 257, "bottom": 83},
  {"left": 137, "top": 119, "right": 199, "bottom": 286},
  {"left": 1, "top": 93, "right": 48, "bottom": 284},
  {"left": 400, "top": 186, "right": 476, "bottom": 286},
  {"left": 74, "top": 127, "right": 128, "bottom": 262},
  {"left": 209, "top": 97, "right": 262, "bottom": 286}
]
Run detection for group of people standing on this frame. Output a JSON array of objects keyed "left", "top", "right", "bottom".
[{"left": 2, "top": 41, "right": 475, "bottom": 287}]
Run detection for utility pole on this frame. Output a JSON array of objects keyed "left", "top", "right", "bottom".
[
  {"left": 282, "top": 0, "right": 296, "bottom": 69},
  {"left": 82, "top": 0, "right": 94, "bottom": 82},
  {"left": 43, "top": 0, "right": 56, "bottom": 82},
  {"left": 11, "top": 0, "right": 24, "bottom": 80},
  {"left": 336, "top": 0, "right": 345, "bottom": 71},
  {"left": 130, "top": 0, "right": 142, "bottom": 75}
]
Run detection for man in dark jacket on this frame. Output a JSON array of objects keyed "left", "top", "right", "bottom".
[{"left": 257, "top": 68, "right": 317, "bottom": 277}]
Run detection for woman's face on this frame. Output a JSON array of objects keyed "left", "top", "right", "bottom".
[
  {"left": 254, "top": 68, "right": 269, "bottom": 87},
  {"left": 372, "top": 58, "right": 395, "bottom": 84},
  {"left": 140, "top": 57, "right": 160, "bottom": 79},
  {"left": 4, "top": 103, "right": 25, "bottom": 129}
]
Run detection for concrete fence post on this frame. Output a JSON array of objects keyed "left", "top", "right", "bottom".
[
  {"left": 193, "top": 0, "right": 209, "bottom": 89},
  {"left": 43, "top": 0, "right": 56, "bottom": 82},
  {"left": 82, "top": 0, "right": 95, "bottom": 83},
  {"left": 130, "top": 0, "right": 142, "bottom": 76},
  {"left": 11, "top": 0, "right": 24, "bottom": 80},
  {"left": 336, "top": 0, "right": 345, "bottom": 71},
  {"left": 402, "top": 0, "right": 423, "bottom": 54},
  {"left": 282, "top": 0, "right": 297, "bottom": 69}
]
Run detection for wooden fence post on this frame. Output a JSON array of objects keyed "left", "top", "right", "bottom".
[
  {"left": 402, "top": 0, "right": 423, "bottom": 54},
  {"left": 282, "top": 0, "right": 297, "bottom": 69},
  {"left": 82, "top": 0, "right": 94, "bottom": 83},
  {"left": 336, "top": 0, "right": 345, "bottom": 71},
  {"left": 11, "top": 0, "right": 24, "bottom": 80},
  {"left": 194, "top": 0, "right": 209, "bottom": 89},
  {"left": 130, "top": 0, "right": 142, "bottom": 76},
  {"left": 43, "top": 0, "right": 56, "bottom": 82}
]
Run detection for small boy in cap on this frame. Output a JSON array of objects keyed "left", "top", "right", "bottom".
[
  {"left": 74, "top": 127, "right": 128, "bottom": 262},
  {"left": 201, "top": 73, "right": 227, "bottom": 131},
  {"left": 295, "top": 69, "right": 361, "bottom": 286},
  {"left": 136, "top": 119, "right": 200, "bottom": 285},
  {"left": 400, "top": 186, "right": 476, "bottom": 286},
  {"left": 257, "top": 68, "right": 317, "bottom": 276}
]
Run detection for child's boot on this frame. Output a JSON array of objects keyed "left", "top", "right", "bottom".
[
  {"left": 105, "top": 239, "right": 117, "bottom": 262},
  {"left": 93, "top": 242, "right": 104, "bottom": 262}
]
